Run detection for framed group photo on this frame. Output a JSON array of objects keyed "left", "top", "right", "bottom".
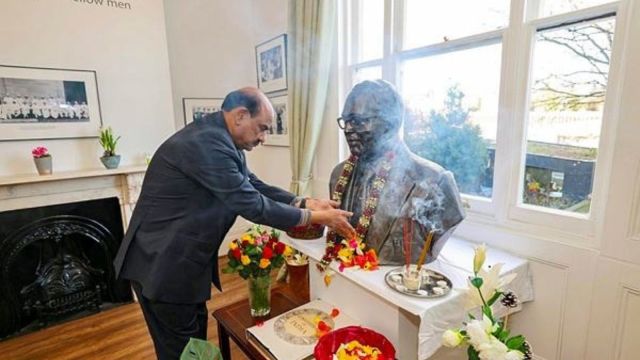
[
  {"left": 0, "top": 65, "right": 102, "bottom": 141},
  {"left": 182, "top": 97, "right": 223, "bottom": 125},
  {"left": 255, "top": 34, "right": 288, "bottom": 93},
  {"left": 265, "top": 94, "right": 289, "bottom": 147}
]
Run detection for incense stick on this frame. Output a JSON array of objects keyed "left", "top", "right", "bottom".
[
  {"left": 416, "top": 230, "right": 434, "bottom": 271},
  {"left": 403, "top": 218, "right": 411, "bottom": 271}
]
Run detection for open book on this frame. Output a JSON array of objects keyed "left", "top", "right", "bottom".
[{"left": 246, "top": 299, "right": 359, "bottom": 360}]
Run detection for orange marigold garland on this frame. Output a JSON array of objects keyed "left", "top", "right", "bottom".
[{"left": 318, "top": 152, "right": 394, "bottom": 273}]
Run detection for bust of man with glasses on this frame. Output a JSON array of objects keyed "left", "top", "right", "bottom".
[{"left": 329, "top": 80, "right": 466, "bottom": 265}]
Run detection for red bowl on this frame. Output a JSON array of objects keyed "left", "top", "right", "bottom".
[
  {"left": 286, "top": 223, "right": 325, "bottom": 239},
  {"left": 314, "top": 326, "right": 396, "bottom": 360}
]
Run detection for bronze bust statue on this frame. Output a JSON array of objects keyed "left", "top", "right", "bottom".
[{"left": 329, "top": 80, "right": 465, "bottom": 265}]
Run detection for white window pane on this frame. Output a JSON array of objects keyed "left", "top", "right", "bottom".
[
  {"left": 536, "top": 0, "right": 615, "bottom": 19},
  {"left": 400, "top": 44, "right": 502, "bottom": 198},
  {"left": 403, "top": 0, "right": 509, "bottom": 50},
  {"left": 358, "top": 0, "right": 384, "bottom": 62},
  {"left": 353, "top": 66, "right": 382, "bottom": 85},
  {"left": 523, "top": 17, "right": 615, "bottom": 214}
]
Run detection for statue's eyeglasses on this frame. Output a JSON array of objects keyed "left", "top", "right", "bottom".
[{"left": 336, "top": 116, "right": 375, "bottom": 130}]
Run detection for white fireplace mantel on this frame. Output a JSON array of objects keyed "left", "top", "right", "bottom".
[{"left": 0, "top": 165, "right": 147, "bottom": 229}]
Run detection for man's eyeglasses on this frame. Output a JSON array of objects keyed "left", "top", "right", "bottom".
[{"left": 336, "top": 116, "right": 376, "bottom": 130}]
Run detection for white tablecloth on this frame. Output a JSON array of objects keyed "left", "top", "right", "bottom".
[{"left": 281, "top": 235, "right": 534, "bottom": 359}]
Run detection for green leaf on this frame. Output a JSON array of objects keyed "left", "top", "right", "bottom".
[
  {"left": 470, "top": 277, "right": 483, "bottom": 289},
  {"left": 506, "top": 335, "right": 526, "bottom": 350},
  {"left": 179, "top": 337, "right": 221, "bottom": 360},
  {"left": 487, "top": 291, "right": 503, "bottom": 306},
  {"left": 482, "top": 305, "right": 493, "bottom": 320},
  {"left": 467, "top": 345, "right": 480, "bottom": 360},
  {"left": 221, "top": 267, "right": 236, "bottom": 274}
]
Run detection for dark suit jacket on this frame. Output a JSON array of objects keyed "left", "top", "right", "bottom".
[{"left": 113, "top": 112, "right": 301, "bottom": 303}]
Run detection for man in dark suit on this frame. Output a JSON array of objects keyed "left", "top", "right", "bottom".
[{"left": 114, "top": 87, "right": 354, "bottom": 359}]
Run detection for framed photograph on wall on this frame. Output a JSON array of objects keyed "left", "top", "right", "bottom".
[
  {"left": 265, "top": 94, "right": 289, "bottom": 147},
  {"left": 0, "top": 65, "right": 102, "bottom": 141},
  {"left": 255, "top": 34, "right": 288, "bottom": 93},
  {"left": 182, "top": 97, "right": 223, "bottom": 126}
]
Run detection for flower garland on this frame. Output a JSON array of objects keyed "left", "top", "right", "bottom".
[{"left": 318, "top": 152, "right": 394, "bottom": 272}]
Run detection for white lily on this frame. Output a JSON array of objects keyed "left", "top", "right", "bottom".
[
  {"left": 465, "top": 316, "right": 493, "bottom": 348},
  {"left": 473, "top": 243, "right": 487, "bottom": 273},
  {"left": 465, "top": 263, "right": 517, "bottom": 310},
  {"left": 477, "top": 336, "right": 510, "bottom": 360}
]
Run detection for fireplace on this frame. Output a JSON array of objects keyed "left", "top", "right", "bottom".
[{"left": 0, "top": 197, "right": 133, "bottom": 340}]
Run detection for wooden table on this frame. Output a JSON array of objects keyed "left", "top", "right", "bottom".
[{"left": 212, "top": 288, "right": 304, "bottom": 360}]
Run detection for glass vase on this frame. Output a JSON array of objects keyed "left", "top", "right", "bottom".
[{"left": 248, "top": 274, "right": 271, "bottom": 317}]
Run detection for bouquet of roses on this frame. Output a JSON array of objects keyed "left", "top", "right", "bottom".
[
  {"left": 222, "top": 225, "right": 292, "bottom": 279},
  {"left": 441, "top": 244, "right": 532, "bottom": 360}
]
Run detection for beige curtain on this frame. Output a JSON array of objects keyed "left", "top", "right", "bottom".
[{"left": 288, "top": 0, "right": 337, "bottom": 196}]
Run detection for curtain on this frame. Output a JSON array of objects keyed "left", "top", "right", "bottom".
[{"left": 288, "top": 0, "right": 337, "bottom": 196}]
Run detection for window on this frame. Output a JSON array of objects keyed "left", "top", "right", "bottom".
[
  {"left": 522, "top": 16, "right": 615, "bottom": 214},
  {"left": 400, "top": 44, "right": 502, "bottom": 198},
  {"left": 341, "top": 0, "right": 623, "bottom": 237}
]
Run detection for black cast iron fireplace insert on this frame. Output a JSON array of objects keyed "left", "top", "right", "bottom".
[{"left": 0, "top": 197, "right": 133, "bottom": 340}]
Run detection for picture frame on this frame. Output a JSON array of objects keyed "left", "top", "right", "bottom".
[
  {"left": 264, "top": 94, "right": 289, "bottom": 147},
  {"left": 0, "top": 65, "right": 103, "bottom": 141},
  {"left": 182, "top": 97, "right": 223, "bottom": 126},
  {"left": 255, "top": 34, "right": 288, "bottom": 93}
]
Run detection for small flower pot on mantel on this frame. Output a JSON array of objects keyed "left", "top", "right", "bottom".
[
  {"left": 33, "top": 155, "right": 52, "bottom": 175},
  {"left": 100, "top": 155, "right": 121, "bottom": 169}
]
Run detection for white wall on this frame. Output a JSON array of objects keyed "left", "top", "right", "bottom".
[{"left": 0, "top": 0, "right": 175, "bottom": 177}]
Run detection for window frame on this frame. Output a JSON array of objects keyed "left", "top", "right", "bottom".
[{"left": 338, "top": 0, "right": 626, "bottom": 242}]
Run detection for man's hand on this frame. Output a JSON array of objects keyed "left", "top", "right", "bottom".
[
  {"left": 305, "top": 198, "right": 340, "bottom": 211},
  {"left": 310, "top": 209, "right": 356, "bottom": 239}
]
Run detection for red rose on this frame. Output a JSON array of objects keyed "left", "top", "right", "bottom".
[
  {"left": 274, "top": 242, "right": 286, "bottom": 255},
  {"left": 262, "top": 246, "right": 273, "bottom": 259},
  {"left": 232, "top": 248, "right": 242, "bottom": 260}
]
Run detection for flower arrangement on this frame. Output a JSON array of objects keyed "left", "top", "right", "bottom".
[
  {"left": 319, "top": 236, "right": 379, "bottom": 287},
  {"left": 31, "top": 146, "right": 50, "bottom": 158},
  {"left": 223, "top": 225, "right": 292, "bottom": 279},
  {"left": 442, "top": 244, "right": 532, "bottom": 360}
]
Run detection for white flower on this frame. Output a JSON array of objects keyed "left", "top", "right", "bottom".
[
  {"left": 465, "top": 263, "right": 518, "bottom": 310},
  {"left": 442, "top": 329, "right": 464, "bottom": 348},
  {"left": 477, "top": 336, "right": 509, "bottom": 360},
  {"left": 465, "top": 316, "right": 493, "bottom": 348},
  {"left": 505, "top": 350, "right": 525, "bottom": 360},
  {"left": 473, "top": 244, "right": 487, "bottom": 273}
]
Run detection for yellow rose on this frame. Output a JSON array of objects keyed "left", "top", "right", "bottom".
[
  {"left": 241, "top": 255, "right": 251, "bottom": 266},
  {"left": 242, "top": 234, "right": 255, "bottom": 245},
  {"left": 259, "top": 258, "right": 271, "bottom": 269},
  {"left": 229, "top": 241, "right": 238, "bottom": 250},
  {"left": 283, "top": 245, "right": 293, "bottom": 257}
]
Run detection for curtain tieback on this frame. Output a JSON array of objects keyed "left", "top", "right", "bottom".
[{"left": 291, "top": 175, "right": 313, "bottom": 185}]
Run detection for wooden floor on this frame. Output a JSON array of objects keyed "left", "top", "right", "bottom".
[{"left": 0, "top": 258, "right": 278, "bottom": 360}]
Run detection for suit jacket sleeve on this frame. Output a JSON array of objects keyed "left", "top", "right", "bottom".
[
  {"left": 180, "top": 141, "right": 302, "bottom": 230},
  {"left": 248, "top": 171, "right": 297, "bottom": 204}
]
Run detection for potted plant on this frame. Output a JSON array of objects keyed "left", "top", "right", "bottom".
[
  {"left": 99, "top": 126, "right": 121, "bottom": 169},
  {"left": 32, "top": 146, "right": 52, "bottom": 175}
]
